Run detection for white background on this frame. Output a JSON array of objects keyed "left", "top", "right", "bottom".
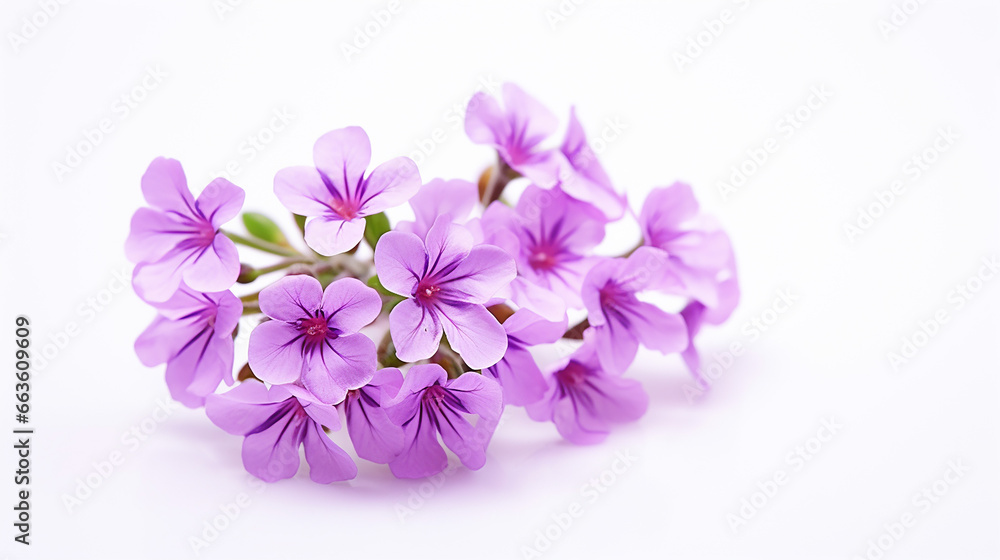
[{"left": 1, "top": 1, "right": 998, "bottom": 559}]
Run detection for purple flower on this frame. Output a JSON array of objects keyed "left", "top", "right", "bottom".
[
  {"left": 274, "top": 127, "right": 420, "bottom": 255},
  {"left": 126, "top": 157, "right": 244, "bottom": 302},
  {"left": 551, "top": 107, "right": 627, "bottom": 219},
  {"left": 526, "top": 339, "right": 648, "bottom": 444},
  {"left": 465, "top": 83, "right": 560, "bottom": 178},
  {"left": 206, "top": 380, "right": 356, "bottom": 483},
  {"left": 374, "top": 218, "right": 516, "bottom": 369},
  {"left": 396, "top": 178, "right": 480, "bottom": 239},
  {"left": 638, "top": 182, "right": 740, "bottom": 312},
  {"left": 383, "top": 365, "right": 502, "bottom": 478},
  {"left": 343, "top": 368, "right": 405, "bottom": 464},
  {"left": 483, "top": 184, "right": 605, "bottom": 321},
  {"left": 581, "top": 248, "right": 688, "bottom": 374},
  {"left": 248, "top": 275, "right": 380, "bottom": 404},
  {"left": 484, "top": 309, "right": 566, "bottom": 406},
  {"left": 134, "top": 284, "right": 241, "bottom": 408}
]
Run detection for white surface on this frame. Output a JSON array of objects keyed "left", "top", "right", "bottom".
[{"left": 1, "top": 1, "right": 998, "bottom": 559}]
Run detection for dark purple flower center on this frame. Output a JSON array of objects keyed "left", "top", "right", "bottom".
[
  {"left": 555, "top": 361, "right": 589, "bottom": 387},
  {"left": 528, "top": 244, "right": 559, "bottom": 271},
  {"left": 415, "top": 282, "right": 441, "bottom": 304},
  {"left": 296, "top": 312, "right": 338, "bottom": 347},
  {"left": 423, "top": 384, "right": 448, "bottom": 404}
]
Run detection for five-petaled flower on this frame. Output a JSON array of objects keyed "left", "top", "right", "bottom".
[
  {"left": 383, "top": 364, "right": 503, "bottom": 479},
  {"left": 134, "top": 284, "right": 241, "bottom": 408},
  {"left": 483, "top": 184, "right": 606, "bottom": 321},
  {"left": 249, "top": 275, "right": 381, "bottom": 404},
  {"left": 206, "top": 380, "right": 357, "bottom": 483},
  {"left": 274, "top": 126, "right": 421, "bottom": 255},
  {"left": 582, "top": 247, "right": 689, "bottom": 374},
  {"left": 527, "top": 338, "right": 648, "bottom": 444},
  {"left": 126, "top": 157, "right": 245, "bottom": 302},
  {"left": 374, "top": 218, "right": 516, "bottom": 369}
]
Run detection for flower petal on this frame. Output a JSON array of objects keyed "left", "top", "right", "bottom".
[
  {"left": 241, "top": 412, "right": 305, "bottom": 482},
  {"left": 131, "top": 250, "right": 189, "bottom": 303},
  {"left": 388, "top": 405, "right": 448, "bottom": 479},
  {"left": 273, "top": 165, "right": 337, "bottom": 217},
  {"left": 439, "top": 244, "right": 516, "bottom": 304},
  {"left": 388, "top": 299, "right": 442, "bottom": 363},
  {"left": 206, "top": 380, "right": 286, "bottom": 435},
  {"left": 140, "top": 157, "right": 196, "bottom": 215},
  {"left": 464, "top": 92, "right": 507, "bottom": 146},
  {"left": 134, "top": 315, "right": 201, "bottom": 367},
  {"left": 321, "top": 277, "right": 381, "bottom": 333},
  {"left": 304, "top": 215, "right": 366, "bottom": 256},
  {"left": 424, "top": 219, "right": 474, "bottom": 277},
  {"left": 124, "top": 207, "right": 190, "bottom": 264},
  {"left": 181, "top": 234, "right": 240, "bottom": 293},
  {"left": 312, "top": 127, "right": 371, "bottom": 201},
  {"left": 590, "top": 322, "right": 639, "bottom": 375},
  {"left": 357, "top": 156, "right": 420, "bottom": 215},
  {"left": 247, "top": 320, "right": 307, "bottom": 385},
  {"left": 345, "top": 391, "right": 405, "bottom": 464},
  {"left": 197, "top": 177, "right": 245, "bottom": 229},
  {"left": 630, "top": 301, "right": 688, "bottom": 356},
  {"left": 301, "top": 333, "right": 377, "bottom": 404},
  {"left": 485, "top": 345, "right": 548, "bottom": 406},
  {"left": 258, "top": 274, "right": 323, "bottom": 322},
  {"left": 373, "top": 231, "right": 425, "bottom": 296},
  {"left": 501, "top": 83, "right": 558, "bottom": 156},
  {"left": 438, "top": 302, "right": 507, "bottom": 369},
  {"left": 303, "top": 421, "right": 357, "bottom": 483}
]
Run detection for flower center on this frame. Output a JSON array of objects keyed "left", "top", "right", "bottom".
[
  {"left": 528, "top": 245, "right": 559, "bottom": 271},
  {"left": 415, "top": 283, "right": 441, "bottom": 303},
  {"left": 328, "top": 197, "right": 358, "bottom": 220},
  {"left": 422, "top": 384, "right": 447, "bottom": 405},
  {"left": 555, "top": 361, "right": 588, "bottom": 386},
  {"left": 298, "top": 315, "right": 331, "bottom": 342}
]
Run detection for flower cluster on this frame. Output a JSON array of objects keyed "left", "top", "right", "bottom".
[{"left": 128, "top": 83, "right": 739, "bottom": 482}]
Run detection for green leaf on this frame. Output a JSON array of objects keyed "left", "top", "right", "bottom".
[
  {"left": 293, "top": 213, "right": 307, "bottom": 236},
  {"left": 366, "top": 274, "right": 393, "bottom": 297},
  {"left": 242, "top": 212, "right": 289, "bottom": 246},
  {"left": 363, "top": 212, "right": 391, "bottom": 249}
]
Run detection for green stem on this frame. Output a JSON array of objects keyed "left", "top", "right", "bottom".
[{"left": 224, "top": 230, "right": 300, "bottom": 257}]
